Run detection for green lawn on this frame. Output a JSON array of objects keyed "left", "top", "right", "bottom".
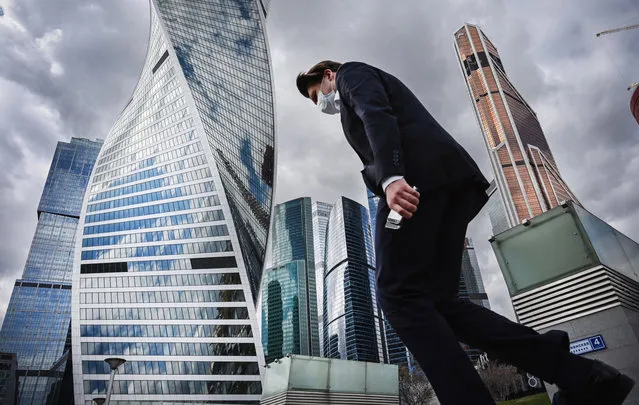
[{"left": 498, "top": 393, "right": 551, "bottom": 405}]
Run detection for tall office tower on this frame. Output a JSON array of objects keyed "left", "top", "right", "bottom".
[
  {"left": 311, "top": 201, "right": 332, "bottom": 356},
  {"left": 365, "top": 189, "right": 409, "bottom": 366},
  {"left": 0, "top": 353, "right": 18, "bottom": 405},
  {"left": 324, "top": 197, "right": 387, "bottom": 363},
  {"left": 261, "top": 260, "right": 318, "bottom": 363},
  {"left": 0, "top": 138, "right": 102, "bottom": 405},
  {"left": 460, "top": 238, "right": 490, "bottom": 310},
  {"left": 262, "top": 198, "right": 319, "bottom": 362},
  {"left": 71, "top": 1, "right": 275, "bottom": 403},
  {"left": 459, "top": 238, "right": 491, "bottom": 363},
  {"left": 366, "top": 189, "right": 380, "bottom": 240},
  {"left": 454, "top": 24, "right": 580, "bottom": 229},
  {"left": 485, "top": 180, "right": 511, "bottom": 236}
]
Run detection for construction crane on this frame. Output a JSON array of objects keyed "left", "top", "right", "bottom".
[
  {"left": 595, "top": 23, "right": 638, "bottom": 91},
  {"left": 596, "top": 23, "right": 639, "bottom": 37}
]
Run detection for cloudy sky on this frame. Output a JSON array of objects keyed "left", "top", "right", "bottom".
[{"left": 0, "top": 0, "right": 637, "bottom": 324}]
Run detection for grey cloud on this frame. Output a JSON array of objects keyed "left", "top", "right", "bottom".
[
  {"left": 268, "top": 0, "right": 638, "bottom": 321},
  {"left": 0, "top": 0, "right": 149, "bottom": 321},
  {"left": 1, "top": 0, "right": 637, "bottom": 325}
]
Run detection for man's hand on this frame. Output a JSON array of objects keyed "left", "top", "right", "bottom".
[{"left": 386, "top": 178, "right": 420, "bottom": 219}]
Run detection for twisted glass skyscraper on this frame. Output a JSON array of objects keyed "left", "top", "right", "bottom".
[
  {"left": 0, "top": 138, "right": 102, "bottom": 405},
  {"left": 324, "top": 197, "right": 387, "bottom": 363},
  {"left": 71, "top": 1, "right": 275, "bottom": 403},
  {"left": 261, "top": 198, "right": 319, "bottom": 362}
]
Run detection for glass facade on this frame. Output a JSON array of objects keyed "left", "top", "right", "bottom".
[
  {"left": 0, "top": 138, "right": 102, "bottom": 405},
  {"left": 71, "top": 1, "right": 275, "bottom": 403},
  {"left": 37, "top": 138, "right": 103, "bottom": 220},
  {"left": 262, "top": 198, "right": 319, "bottom": 361},
  {"left": 260, "top": 261, "right": 318, "bottom": 363},
  {"left": 155, "top": 0, "right": 275, "bottom": 301},
  {"left": 366, "top": 189, "right": 380, "bottom": 241},
  {"left": 459, "top": 238, "right": 490, "bottom": 363},
  {"left": 460, "top": 238, "right": 490, "bottom": 310},
  {"left": 311, "top": 201, "right": 332, "bottom": 357},
  {"left": 0, "top": 353, "right": 18, "bottom": 405},
  {"left": 323, "top": 197, "right": 387, "bottom": 363},
  {"left": 454, "top": 24, "right": 580, "bottom": 229},
  {"left": 366, "top": 189, "right": 408, "bottom": 365},
  {"left": 485, "top": 180, "right": 511, "bottom": 236},
  {"left": 365, "top": 189, "right": 408, "bottom": 366}
]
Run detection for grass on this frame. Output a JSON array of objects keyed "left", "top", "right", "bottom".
[{"left": 498, "top": 393, "right": 552, "bottom": 405}]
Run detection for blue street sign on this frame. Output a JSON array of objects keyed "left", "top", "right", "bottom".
[
  {"left": 569, "top": 335, "right": 606, "bottom": 355},
  {"left": 589, "top": 335, "right": 606, "bottom": 350}
]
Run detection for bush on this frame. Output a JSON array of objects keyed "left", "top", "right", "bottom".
[
  {"left": 478, "top": 362, "right": 522, "bottom": 401},
  {"left": 398, "top": 365, "right": 435, "bottom": 405}
]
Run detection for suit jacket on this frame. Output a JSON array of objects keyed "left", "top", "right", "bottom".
[{"left": 336, "top": 61, "right": 489, "bottom": 197}]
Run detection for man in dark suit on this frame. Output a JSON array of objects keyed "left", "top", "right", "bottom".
[{"left": 296, "top": 60, "right": 634, "bottom": 405}]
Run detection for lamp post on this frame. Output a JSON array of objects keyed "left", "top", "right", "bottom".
[
  {"left": 93, "top": 398, "right": 106, "bottom": 405},
  {"left": 103, "top": 357, "right": 126, "bottom": 405}
]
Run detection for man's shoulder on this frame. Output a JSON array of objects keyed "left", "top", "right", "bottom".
[
  {"left": 336, "top": 62, "right": 379, "bottom": 90},
  {"left": 338, "top": 61, "right": 376, "bottom": 75}
]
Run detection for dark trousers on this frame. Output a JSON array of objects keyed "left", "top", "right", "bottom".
[{"left": 374, "top": 181, "right": 592, "bottom": 405}]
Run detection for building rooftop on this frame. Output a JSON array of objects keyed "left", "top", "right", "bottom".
[
  {"left": 261, "top": 355, "right": 398, "bottom": 399},
  {"left": 491, "top": 201, "right": 639, "bottom": 296}
]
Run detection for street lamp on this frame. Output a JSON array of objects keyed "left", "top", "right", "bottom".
[
  {"left": 104, "top": 357, "right": 126, "bottom": 405},
  {"left": 93, "top": 398, "right": 106, "bottom": 405}
]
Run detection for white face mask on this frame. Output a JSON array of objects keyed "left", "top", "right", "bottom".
[{"left": 317, "top": 76, "right": 340, "bottom": 115}]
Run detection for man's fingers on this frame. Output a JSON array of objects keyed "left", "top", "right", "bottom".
[
  {"left": 399, "top": 190, "right": 420, "bottom": 206},
  {"left": 399, "top": 184, "right": 420, "bottom": 199},
  {"left": 388, "top": 181, "right": 420, "bottom": 219},
  {"left": 391, "top": 204, "right": 413, "bottom": 219},
  {"left": 392, "top": 197, "right": 417, "bottom": 217},
  {"left": 398, "top": 198, "right": 418, "bottom": 214}
]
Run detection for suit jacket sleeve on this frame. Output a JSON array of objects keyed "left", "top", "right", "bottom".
[{"left": 338, "top": 63, "right": 405, "bottom": 189}]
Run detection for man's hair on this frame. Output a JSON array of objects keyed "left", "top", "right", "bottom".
[{"left": 296, "top": 60, "right": 343, "bottom": 98}]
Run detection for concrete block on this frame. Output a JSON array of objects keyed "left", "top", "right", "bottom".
[
  {"left": 540, "top": 307, "right": 639, "bottom": 404},
  {"left": 568, "top": 306, "right": 627, "bottom": 338}
]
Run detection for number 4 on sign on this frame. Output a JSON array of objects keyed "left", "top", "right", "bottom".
[{"left": 589, "top": 336, "right": 606, "bottom": 350}]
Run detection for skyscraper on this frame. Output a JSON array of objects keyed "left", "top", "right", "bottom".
[
  {"left": 324, "top": 197, "right": 387, "bottom": 363},
  {"left": 0, "top": 353, "right": 18, "bottom": 405},
  {"left": 71, "top": 1, "right": 275, "bottom": 403},
  {"left": 366, "top": 189, "right": 380, "bottom": 240},
  {"left": 459, "top": 238, "right": 490, "bottom": 310},
  {"left": 454, "top": 24, "right": 579, "bottom": 229},
  {"left": 459, "top": 238, "right": 491, "bottom": 363},
  {"left": 261, "top": 198, "right": 319, "bottom": 362},
  {"left": 364, "top": 189, "right": 409, "bottom": 367},
  {"left": 311, "top": 201, "right": 332, "bottom": 356},
  {"left": 261, "top": 260, "right": 318, "bottom": 363},
  {"left": 0, "top": 138, "right": 102, "bottom": 405},
  {"left": 485, "top": 180, "right": 511, "bottom": 236}
]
